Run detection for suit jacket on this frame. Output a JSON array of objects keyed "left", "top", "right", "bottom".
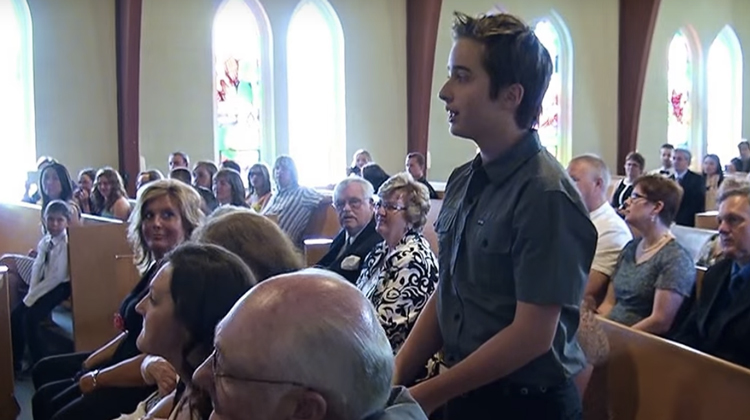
[
  {"left": 316, "top": 216, "right": 382, "bottom": 284},
  {"left": 670, "top": 259, "right": 750, "bottom": 369},
  {"left": 674, "top": 170, "right": 705, "bottom": 227}
]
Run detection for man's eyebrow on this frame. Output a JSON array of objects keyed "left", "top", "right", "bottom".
[{"left": 447, "top": 65, "right": 473, "bottom": 73}]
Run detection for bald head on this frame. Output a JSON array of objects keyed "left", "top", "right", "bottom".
[{"left": 197, "top": 269, "right": 394, "bottom": 420}]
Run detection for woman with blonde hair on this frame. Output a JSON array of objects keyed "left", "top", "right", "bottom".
[
  {"left": 32, "top": 179, "right": 204, "bottom": 420},
  {"left": 356, "top": 172, "right": 438, "bottom": 352},
  {"left": 93, "top": 167, "right": 131, "bottom": 221},
  {"left": 347, "top": 149, "right": 373, "bottom": 176}
]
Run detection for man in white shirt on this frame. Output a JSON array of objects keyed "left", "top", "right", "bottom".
[
  {"left": 568, "top": 155, "right": 633, "bottom": 307},
  {"left": 649, "top": 143, "right": 676, "bottom": 178}
]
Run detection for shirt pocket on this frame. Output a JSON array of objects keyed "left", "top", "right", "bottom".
[
  {"left": 473, "top": 225, "right": 514, "bottom": 291},
  {"left": 434, "top": 206, "right": 457, "bottom": 269}
]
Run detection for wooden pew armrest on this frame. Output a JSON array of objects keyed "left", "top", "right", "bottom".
[{"left": 304, "top": 238, "right": 333, "bottom": 267}]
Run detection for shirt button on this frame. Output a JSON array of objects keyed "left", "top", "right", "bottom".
[
  {"left": 481, "top": 239, "right": 488, "bottom": 248},
  {"left": 453, "top": 313, "right": 461, "bottom": 321}
]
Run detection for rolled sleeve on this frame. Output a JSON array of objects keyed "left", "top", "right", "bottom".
[{"left": 513, "top": 190, "right": 597, "bottom": 305}]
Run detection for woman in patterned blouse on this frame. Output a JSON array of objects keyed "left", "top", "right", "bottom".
[{"left": 356, "top": 172, "right": 439, "bottom": 352}]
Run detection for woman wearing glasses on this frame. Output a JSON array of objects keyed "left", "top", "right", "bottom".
[
  {"left": 356, "top": 173, "right": 438, "bottom": 352},
  {"left": 599, "top": 175, "right": 694, "bottom": 335}
]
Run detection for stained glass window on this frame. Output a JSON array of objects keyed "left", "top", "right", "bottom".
[
  {"left": 667, "top": 32, "right": 692, "bottom": 150},
  {"left": 0, "top": 0, "right": 35, "bottom": 201},
  {"left": 287, "top": 0, "right": 345, "bottom": 187},
  {"left": 707, "top": 26, "right": 743, "bottom": 166},
  {"left": 534, "top": 20, "right": 562, "bottom": 160},
  {"left": 213, "top": 0, "right": 269, "bottom": 174}
]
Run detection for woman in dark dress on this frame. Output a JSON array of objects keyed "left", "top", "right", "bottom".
[{"left": 31, "top": 179, "right": 205, "bottom": 420}]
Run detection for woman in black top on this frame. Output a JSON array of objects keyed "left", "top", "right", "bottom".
[
  {"left": 31, "top": 179, "right": 205, "bottom": 420},
  {"left": 611, "top": 151, "right": 645, "bottom": 214}
]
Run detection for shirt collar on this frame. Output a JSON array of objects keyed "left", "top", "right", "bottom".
[
  {"left": 731, "top": 262, "right": 750, "bottom": 282},
  {"left": 589, "top": 202, "right": 612, "bottom": 219},
  {"left": 471, "top": 130, "right": 543, "bottom": 186},
  {"left": 675, "top": 169, "right": 688, "bottom": 179}
]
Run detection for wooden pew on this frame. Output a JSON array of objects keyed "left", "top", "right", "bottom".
[
  {"left": 671, "top": 225, "right": 718, "bottom": 263},
  {"left": 695, "top": 211, "right": 719, "bottom": 230},
  {"left": 303, "top": 196, "right": 340, "bottom": 242},
  {"left": 0, "top": 266, "right": 20, "bottom": 420},
  {"left": 68, "top": 222, "right": 133, "bottom": 352},
  {"left": 0, "top": 201, "right": 44, "bottom": 257},
  {"left": 585, "top": 317, "right": 750, "bottom": 419}
]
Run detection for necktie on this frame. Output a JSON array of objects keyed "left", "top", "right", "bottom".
[{"left": 39, "top": 240, "right": 54, "bottom": 282}]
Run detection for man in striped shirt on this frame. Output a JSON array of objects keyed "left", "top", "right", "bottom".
[{"left": 262, "top": 155, "right": 324, "bottom": 247}]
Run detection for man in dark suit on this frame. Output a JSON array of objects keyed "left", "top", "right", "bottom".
[
  {"left": 316, "top": 177, "right": 382, "bottom": 283},
  {"left": 670, "top": 183, "right": 750, "bottom": 368},
  {"left": 672, "top": 148, "right": 705, "bottom": 226}
]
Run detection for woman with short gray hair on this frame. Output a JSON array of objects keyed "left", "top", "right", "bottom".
[{"left": 356, "top": 172, "right": 438, "bottom": 352}]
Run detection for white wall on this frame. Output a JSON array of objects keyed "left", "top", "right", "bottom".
[{"left": 28, "top": 0, "right": 118, "bottom": 178}]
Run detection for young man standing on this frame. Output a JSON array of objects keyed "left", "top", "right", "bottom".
[{"left": 394, "top": 12, "right": 596, "bottom": 419}]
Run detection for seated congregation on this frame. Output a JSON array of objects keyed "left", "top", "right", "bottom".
[{"left": 5, "top": 8, "right": 750, "bottom": 420}]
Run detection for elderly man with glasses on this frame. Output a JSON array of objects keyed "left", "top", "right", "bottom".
[
  {"left": 193, "top": 269, "right": 429, "bottom": 420},
  {"left": 316, "top": 177, "right": 383, "bottom": 284}
]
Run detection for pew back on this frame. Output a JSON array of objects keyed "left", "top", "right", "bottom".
[
  {"left": 0, "top": 266, "right": 19, "bottom": 420},
  {"left": 588, "top": 317, "right": 750, "bottom": 420},
  {"left": 68, "top": 222, "right": 133, "bottom": 351},
  {"left": 0, "top": 201, "right": 43, "bottom": 257},
  {"left": 671, "top": 225, "right": 718, "bottom": 263}
]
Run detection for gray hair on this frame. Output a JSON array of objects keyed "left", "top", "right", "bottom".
[
  {"left": 675, "top": 148, "right": 692, "bottom": 162},
  {"left": 569, "top": 154, "right": 611, "bottom": 193},
  {"left": 334, "top": 176, "right": 375, "bottom": 203},
  {"left": 378, "top": 172, "right": 431, "bottom": 231},
  {"left": 718, "top": 178, "right": 750, "bottom": 204},
  {"left": 264, "top": 270, "right": 394, "bottom": 419}
]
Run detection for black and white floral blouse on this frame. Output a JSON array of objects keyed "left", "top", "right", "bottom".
[{"left": 356, "top": 230, "right": 439, "bottom": 352}]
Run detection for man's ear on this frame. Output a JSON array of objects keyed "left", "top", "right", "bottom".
[
  {"left": 290, "top": 390, "right": 327, "bottom": 420},
  {"left": 500, "top": 83, "right": 525, "bottom": 108}
]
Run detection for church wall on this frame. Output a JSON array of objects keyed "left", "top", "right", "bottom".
[{"left": 28, "top": 0, "right": 119, "bottom": 178}]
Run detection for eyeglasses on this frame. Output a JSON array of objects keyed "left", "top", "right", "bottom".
[
  {"left": 210, "top": 350, "right": 311, "bottom": 390},
  {"left": 629, "top": 192, "right": 650, "bottom": 202},
  {"left": 334, "top": 198, "right": 364, "bottom": 211},
  {"left": 374, "top": 201, "right": 407, "bottom": 212}
]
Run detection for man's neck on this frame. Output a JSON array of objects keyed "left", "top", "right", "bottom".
[
  {"left": 588, "top": 197, "right": 607, "bottom": 214},
  {"left": 478, "top": 127, "right": 527, "bottom": 164}
]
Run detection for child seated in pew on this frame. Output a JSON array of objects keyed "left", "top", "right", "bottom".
[{"left": 11, "top": 200, "right": 72, "bottom": 373}]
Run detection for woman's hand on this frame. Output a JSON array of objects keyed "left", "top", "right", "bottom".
[
  {"left": 142, "top": 356, "right": 178, "bottom": 396},
  {"left": 78, "top": 371, "right": 97, "bottom": 394}
]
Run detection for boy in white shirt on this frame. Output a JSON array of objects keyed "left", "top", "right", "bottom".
[{"left": 11, "top": 200, "right": 72, "bottom": 372}]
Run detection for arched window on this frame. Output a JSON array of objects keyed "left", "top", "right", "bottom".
[
  {"left": 287, "top": 0, "right": 345, "bottom": 187},
  {"left": 667, "top": 31, "right": 694, "bottom": 151},
  {"left": 0, "top": 0, "right": 35, "bottom": 201},
  {"left": 213, "top": 0, "right": 273, "bottom": 174},
  {"left": 533, "top": 16, "right": 572, "bottom": 163},
  {"left": 707, "top": 25, "right": 743, "bottom": 166}
]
